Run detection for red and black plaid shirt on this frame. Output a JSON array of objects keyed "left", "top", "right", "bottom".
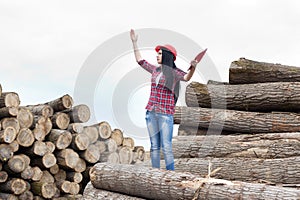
[{"left": 138, "top": 59, "right": 187, "bottom": 115}]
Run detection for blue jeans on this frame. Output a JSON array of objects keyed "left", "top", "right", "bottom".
[{"left": 145, "top": 110, "right": 174, "bottom": 170}]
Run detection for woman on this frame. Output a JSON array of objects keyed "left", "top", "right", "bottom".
[{"left": 130, "top": 29, "right": 198, "bottom": 170}]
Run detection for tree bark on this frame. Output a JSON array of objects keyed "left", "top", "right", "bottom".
[
  {"left": 79, "top": 144, "right": 100, "bottom": 164},
  {"left": 71, "top": 133, "right": 90, "bottom": 151},
  {"left": 27, "top": 141, "right": 50, "bottom": 156},
  {"left": 47, "top": 129, "right": 72, "bottom": 150},
  {"left": 8, "top": 140, "right": 19, "bottom": 153},
  {"left": 31, "top": 182, "right": 57, "bottom": 199},
  {"left": 22, "top": 104, "right": 54, "bottom": 118},
  {"left": 83, "top": 182, "right": 145, "bottom": 200},
  {"left": 185, "top": 81, "right": 300, "bottom": 112},
  {"left": 51, "top": 112, "right": 70, "bottom": 130},
  {"left": 177, "top": 125, "right": 233, "bottom": 136},
  {"left": 56, "top": 148, "right": 80, "bottom": 170},
  {"left": 67, "top": 123, "right": 84, "bottom": 134},
  {"left": 174, "top": 106, "right": 300, "bottom": 133},
  {"left": 171, "top": 157, "right": 300, "bottom": 184},
  {"left": 229, "top": 57, "right": 300, "bottom": 84},
  {"left": 0, "top": 92, "right": 20, "bottom": 107},
  {"left": 30, "top": 153, "right": 57, "bottom": 169},
  {"left": 66, "top": 172, "right": 83, "bottom": 183},
  {"left": 132, "top": 146, "right": 145, "bottom": 163},
  {"left": 5, "top": 154, "right": 30, "bottom": 173},
  {"left": 90, "top": 163, "right": 300, "bottom": 200},
  {"left": 45, "top": 94, "right": 73, "bottom": 112},
  {"left": 172, "top": 133, "right": 300, "bottom": 159},
  {"left": 0, "top": 178, "right": 28, "bottom": 195},
  {"left": 0, "top": 106, "right": 18, "bottom": 118},
  {"left": 62, "top": 104, "right": 90, "bottom": 123}
]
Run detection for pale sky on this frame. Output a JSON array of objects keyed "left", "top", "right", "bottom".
[{"left": 1, "top": 0, "right": 300, "bottom": 149}]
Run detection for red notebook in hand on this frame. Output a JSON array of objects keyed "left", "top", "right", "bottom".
[{"left": 188, "top": 48, "right": 207, "bottom": 70}]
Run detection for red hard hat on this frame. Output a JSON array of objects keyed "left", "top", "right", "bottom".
[{"left": 155, "top": 44, "right": 177, "bottom": 60}]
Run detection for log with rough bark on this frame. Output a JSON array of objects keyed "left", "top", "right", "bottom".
[
  {"left": 185, "top": 81, "right": 300, "bottom": 112},
  {"left": 51, "top": 112, "right": 70, "bottom": 130},
  {"left": 31, "top": 182, "right": 57, "bottom": 199},
  {"left": 111, "top": 128, "right": 124, "bottom": 146},
  {"left": 79, "top": 144, "right": 100, "bottom": 164},
  {"left": 30, "top": 153, "right": 57, "bottom": 169},
  {"left": 28, "top": 141, "right": 51, "bottom": 156},
  {"left": 104, "top": 138, "right": 117, "bottom": 152},
  {"left": 171, "top": 157, "right": 300, "bottom": 184},
  {"left": 21, "top": 166, "right": 34, "bottom": 180},
  {"left": 32, "top": 116, "right": 52, "bottom": 135},
  {"left": 71, "top": 133, "right": 90, "bottom": 151},
  {"left": 83, "top": 182, "right": 145, "bottom": 200},
  {"left": 92, "top": 121, "right": 112, "bottom": 140},
  {"left": 62, "top": 104, "right": 90, "bottom": 123},
  {"left": 19, "top": 190, "right": 34, "bottom": 200},
  {"left": 0, "top": 178, "right": 28, "bottom": 195},
  {"left": 17, "top": 108, "right": 34, "bottom": 128},
  {"left": 177, "top": 125, "right": 233, "bottom": 136},
  {"left": 0, "top": 106, "right": 18, "bottom": 118},
  {"left": 94, "top": 140, "right": 106, "bottom": 154},
  {"left": 172, "top": 133, "right": 300, "bottom": 159},
  {"left": 90, "top": 163, "right": 300, "bottom": 200},
  {"left": 0, "top": 92, "right": 20, "bottom": 107},
  {"left": 47, "top": 129, "right": 72, "bottom": 150},
  {"left": 56, "top": 148, "right": 80, "bottom": 170},
  {"left": 229, "top": 57, "right": 300, "bottom": 84},
  {"left": 67, "top": 123, "right": 84, "bottom": 134},
  {"left": 5, "top": 154, "right": 30, "bottom": 173},
  {"left": 0, "top": 126, "right": 17, "bottom": 143},
  {"left": 66, "top": 172, "right": 83, "bottom": 184},
  {"left": 174, "top": 106, "right": 300, "bottom": 133},
  {"left": 23, "top": 104, "right": 54, "bottom": 118},
  {"left": 45, "top": 94, "right": 73, "bottom": 112},
  {"left": 31, "top": 166, "right": 43, "bottom": 182}
]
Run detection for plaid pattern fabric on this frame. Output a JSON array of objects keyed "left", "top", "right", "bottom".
[{"left": 138, "top": 60, "right": 187, "bottom": 115}]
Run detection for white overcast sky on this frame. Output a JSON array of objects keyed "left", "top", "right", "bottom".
[{"left": 0, "top": 0, "right": 300, "bottom": 149}]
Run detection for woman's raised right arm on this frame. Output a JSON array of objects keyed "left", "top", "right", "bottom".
[{"left": 130, "top": 29, "right": 142, "bottom": 62}]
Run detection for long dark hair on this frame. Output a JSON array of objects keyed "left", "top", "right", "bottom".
[{"left": 161, "top": 48, "right": 180, "bottom": 104}]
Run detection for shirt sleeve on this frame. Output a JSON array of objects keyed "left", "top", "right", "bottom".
[
  {"left": 174, "top": 67, "right": 187, "bottom": 82},
  {"left": 138, "top": 60, "right": 156, "bottom": 73}
]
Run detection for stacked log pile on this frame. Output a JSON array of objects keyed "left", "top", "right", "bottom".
[
  {"left": 83, "top": 58, "right": 300, "bottom": 199},
  {"left": 0, "top": 87, "right": 145, "bottom": 199},
  {"left": 173, "top": 57, "right": 300, "bottom": 188}
]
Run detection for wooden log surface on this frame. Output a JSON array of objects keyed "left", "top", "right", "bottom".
[
  {"left": 16, "top": 128, "right": 35, "bottom": 147},
  {"left": 47, "top": 129, "right": 72, "bottom": 150},
  {"left": 0, "top": 92, "right": 20, "bottom": 107},
  {"left": 174, "top": 106, "right": 300, "bottom": 133},
  {"left": 62, "top": 104, "right": 90, "bottom": 123},
  {"left": 92, "top": 121, "right": 112, "bottom": 140},
  {"left": 172, "top": 133, "right": 300, "bottom": 159},
  {"left": 17, "top": 108, "right": 34, "bottom": 128},
  {"left": 0, "top": 144, "right": 13, "bottom": 161},
  {"left": 83, "top": 126, "right": 98, "bottom": 144},
  {"left": 1, "top": 117, "right": 20, "bottom": 132},
  {"left": 45, "top": 94, "right": 73, "bottom": 112},
  {"left": 229, "top": 57, "right": 300, "bottom": 84},
  {"left": 83, "top": 181, "right": 145, "bottom": 200},
  {"left": 171, "top": 157, "right": 300, "bottom": 184},
  {"left": 51, "top": 112, "right": 70, "bottom": 130},
  {"left": 185, "top": 81, "right": 300, "bottom": 112},
  {"left": 0, "top": 106, "right": 18, "bottom": 118},
  {"left": 177, "top": 125, "right": 233, "bottom": 136},
  {"left": 90, "top": 163, "right": 300, "bottom": 200},
  {"left": 111, "top": 128, "right": 124, "bottom": 146},
  {"left": 23, "top": 104, "right": 54, "bottom": 118},
  {"left": 0, "top": 126, "right": 17, "bottom": 143},
  {"left": 0, "top": 178, "right": 28, "bottom": 195}
]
